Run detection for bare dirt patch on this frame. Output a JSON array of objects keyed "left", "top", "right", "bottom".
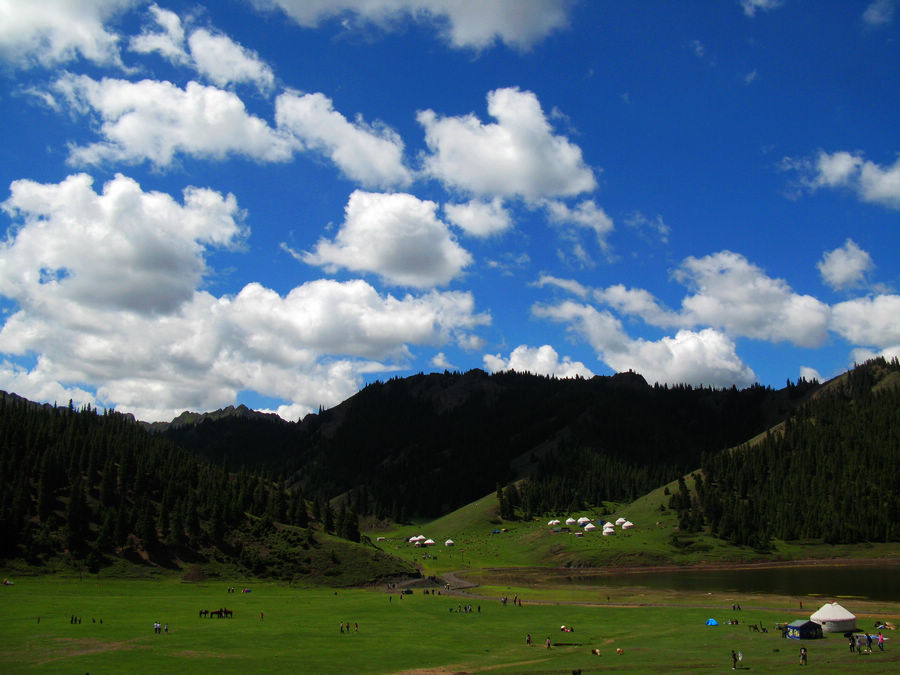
[{"left": 34, "top": 637, "right": 148, "bottom": 665}]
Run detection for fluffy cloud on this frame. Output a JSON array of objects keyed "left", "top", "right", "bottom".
[
  {"left": 128, "top": 3, "right": 188, "bottom": 64},
  {"left": 671, "top": 252, "right": 831, "bottom": 347},
  {"left": 0, "top": 0, "right": 131, "bottom": 68},
  {"left": 592, "top": 252, "right": 830, "bottom": 348},
  {"left": 130, "top": 7, "right": 275, "bottom": 93},
  {"left": 793, "top": 150, "right": 900, "bottom": 209},
  {"left": 0, "top": 173, "right": 244, "bottom": 316},
  {"left": 818, "top": 239, "right": 873, "bottom": 290},
  {"left": 300, "top": 190, "right": 472, "bottom": 287},
  {"left": 54, "top": 75, "right": 297, "bottom": 167},
  {"left": 543, "top": 199, "right": 614, "bottom": 246},
  {"left": 276, "top": 91, "right": 412, "bottom": 188},
  {"left": 444, "top": 198, "right": 511, "bottom": 237},
  {"left": 483, "top": 344, "right": 593, "bottom": 378},
  {"left": 532, "top": 301, "right": 755, "bottom": 387},
  {"left": 830, "top": 295, "right": 900, "bottom": 347},
  {"left": 255, "top": 0, "right": 572, "bottom": 50},
  {"left": 418, "top": 87, "right": 596, "bottom": 201},
  {"left": 187, "top": 29, "right": 275, "bottom": 93},
  {"left": 0, "top": 174, "right": 490, "bottom": 421}
]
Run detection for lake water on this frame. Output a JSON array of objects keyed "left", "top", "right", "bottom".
[
  {"left": 588, "top": 564, "right": 900, "bottom": 602},
  {"left": 475, "top": 562, "right": 900, "bottom": 602}
]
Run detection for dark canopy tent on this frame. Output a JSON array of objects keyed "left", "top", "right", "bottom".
[{"left": 787, "top": 620, "right": 823, "bottom": 640}]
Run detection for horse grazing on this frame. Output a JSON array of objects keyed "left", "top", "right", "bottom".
[
  {"left": 199, "top": 609, "right": 209, "bottom": 618},
  {"left": 209, "top": 609, "right": 223, "bottom": 618},
  {"left": 223, "top": 608, "right": 233, "bottom": 618}
]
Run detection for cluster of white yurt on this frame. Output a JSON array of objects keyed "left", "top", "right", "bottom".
[
  {"left": 810, "top": 602, "right": 857, "bottom": 633},
  {"left": 408, "top": 535, "right": 436, "bottom": 546},
  {"left": 602, "top": 522, "right": 616, "bottom": 536},
  {"left": 547, "top": 519, "right": 562, "bottom": 526}
]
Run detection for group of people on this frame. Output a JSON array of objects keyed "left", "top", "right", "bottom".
[
  {"left": 850, "top": 632, "right": 884, "bottom": 653},
  {"left": 450, "top": 603, "right": 479, "bottom": 613},
  {"left": 339, "top": 622, "right": 358, "bottom": 633},
  {"left": 152, "top": 621, "right": 167, "bottom": 634}
]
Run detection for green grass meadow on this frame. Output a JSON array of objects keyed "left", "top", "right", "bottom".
[{"left": 2, "top": 575, "right": 898, "bottom": 673}]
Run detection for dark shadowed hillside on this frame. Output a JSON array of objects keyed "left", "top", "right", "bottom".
[{"left": 157, "top": 369, "right": 817, "bottom": 519}]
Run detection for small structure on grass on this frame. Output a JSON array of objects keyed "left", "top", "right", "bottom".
[
  {"left": 787, "top": 620, "right": 824, "bottom": 640},
  {"left": 810, "top": 602, "right": 857, "bottom": 633},
  {"left": 444, "top": 539, "right": 454, "bottom": 546}
]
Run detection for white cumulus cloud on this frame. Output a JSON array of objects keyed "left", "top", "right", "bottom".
[
  {"left": 791, "top": 150, "right": 900, "bottom": 210},
  {"left": 483, "top": 344, "right": 593, "bottom": 378},
  {"left": 0, "top": 0, "right": 131, "bottom": 69},
  {"left": 299, "top": 190, "right": 472, "bottom": 287},
  {"left": 532, "top": 301, "right": 755, "bottom": 387},
  {"left": 276, "top": 91, "right": 412, "bottom": 188},
  {"left": 54, "top": 75, "right": 297, "bottom": 167},
  {"left": 188, "top": 28, "right": 275, "bottom": 94},
  {"left": 818, "top": 239, "right": 874, "bottom": 290},
  {"left": 444, "top": 198, "right": 511, "bottom": 237},
  {"left": 0, "top": 173, "right": 244, "bottom": 317},
  {"left": 418, "top": 87, "right": 596, "bottom": 201},
  {"left": 830, "top": 295, "right": 900, "bottom": 347},
  {"left": 255, "top": 0, "right": 572, "bottom": 50}
]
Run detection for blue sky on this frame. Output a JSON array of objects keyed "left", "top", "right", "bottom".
[{"left": 1, "top": 0, "right": 898, "bottom": 422}]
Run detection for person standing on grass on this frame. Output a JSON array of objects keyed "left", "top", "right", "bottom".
[
  {"left": 799, "top": 646, "right": 807, "bottom": 665},
  {"left": 526, "top": 633, "right": 531, "bottom": 646},
  {"left": 731, "top": 650, "right": 738, "bottom": 669},
  {"left": 546, "top": 636, "right": 551, "bottom": 649},
  {"left": 878, "top": 632, "right": 884, "bottom": 651}
]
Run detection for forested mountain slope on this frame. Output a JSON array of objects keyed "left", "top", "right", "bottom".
[
  {"left": 670, "top": 357, "right": 900, "bottom": 549},
  {"left": 160, "top": 369, "right": 814, "bottom": 520}
]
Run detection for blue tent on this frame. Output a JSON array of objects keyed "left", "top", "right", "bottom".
[
  {"left": 787, "top": 620, "right": 823, "bottom": 640},
  {"left": 706, "top": 618, "right": 718, "bottom": 626}
]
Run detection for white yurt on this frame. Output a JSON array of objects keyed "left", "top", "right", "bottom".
[
  {"left": 376, "top": 536, "right": 386, "bottom": 542},
  {"left": 615, "top": 517, "right": 627, "bottom": 525},
  {"left": 444, "top": 539, "right": 455, "bottom": 547},
  {"left": 584, "top": 523, "right": 597, "bottom": 532},
  {"left": 622, "top": 521, "right": 635, "bottom": 530},
  {"left": 810, "top": 602, "right": 857, "bottom": 633},
  {"left": 577, "top": 517, "right": 591, "bottom": 525},
  {"left": 565, "top": 518, "right": 577, "bottom": 525},
  {"left": 424, "top": 539, "right": 436, "bottom": 546},
  {"left": 602, "top": 527, "right": 615, "bottom": 536}
]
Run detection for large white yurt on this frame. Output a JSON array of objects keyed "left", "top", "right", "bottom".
[
  {"left": 615, "top": 517, "right": 627, "bottom": 525},
  {"left": 577, "top": 517, "right": 591, "bottom": 525},
  {"left": 810, "top": 602, "right": 857, "bottom": 633},
  {"left": 565, "top": 518, "right": 577, "bottom": 525},
  {"left": 584, "top": 523, "right": 597, "bottom": 531}
]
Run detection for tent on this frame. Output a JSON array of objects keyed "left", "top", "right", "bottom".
[
  {"left": 615, "top": 517, "right": 627, "bottom": 525},
  {"left": 602, "top": 528, "right": 615, "bottom": 536},
  {"left": 584, "top": 523, "right": 597, "bottom": 531},
  {"left": 376, "top": 536, "right": 386, "bottom": 542},
  {"left": 622, "top": 521, "right": 635, "bottom": 529},
  {"left": 423, "top": 539, "right": 435, "bottom": 546},
  {"left": 706, "top": 618, "right": 718, "bottom": 626},
  {"left": 565, "top": 518, "right": 577, "bottom": 525},
  {"left": 444, "top": 539, "right": 455, "bottom": 546},
  {"left": 787, "top": 620, "right": 823, "bottom": 640},
  {"left": 810, "top": 602, "right": 857, "bottom": 633},
  {"left": 577, "top": 517, "right": 591, "bottom": 525}
]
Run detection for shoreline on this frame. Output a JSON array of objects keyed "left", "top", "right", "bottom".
[{"left": 454, "top": 556, "right": 900, "bottom": 580}]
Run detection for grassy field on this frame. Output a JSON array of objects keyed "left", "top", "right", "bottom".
[
  {"left": 369, "top": 481, "right": 900, "bottom": 576},
  {"left": 1, "top": 574, "right": 898, "bottom": 673}
]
